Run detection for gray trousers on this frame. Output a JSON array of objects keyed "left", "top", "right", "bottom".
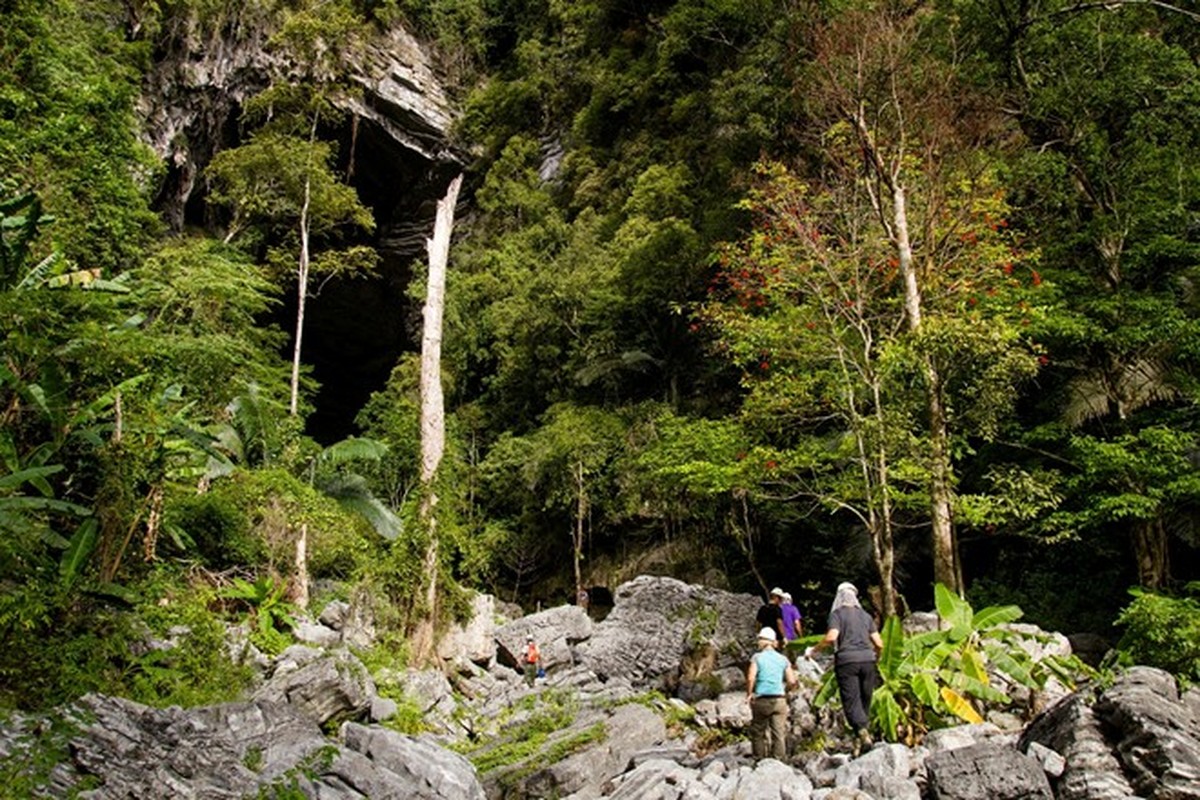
[{"left": 749, "top": 696, "right": 789, "bottom": 760}]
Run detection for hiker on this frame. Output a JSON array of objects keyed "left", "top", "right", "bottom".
[
  {"left": 755, "top": 587, "right": 787, "bottom": 643},
  {"left": 746, "top": 627, "right": 798, "bottom": 761},
  {"left": 780, "top": 592, "right": 803, "bottom": 641},
  {"left": 806, "top": 582, "right": 883, "bottom": 754},
  {"left": 522, "top": 634, "right": 541, "bottom": 686}
]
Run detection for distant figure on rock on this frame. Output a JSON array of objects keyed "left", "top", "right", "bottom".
[
  {"left": 756, "top": 587, "right": 787, "bottom": 643},
  {"left": 807, "top": 582, "right": 883, "bottom": 755},
  {"left": 780, "top": 592, "right": 803, "bottom": 641},
  {"left": 746, "top": 626, "right": 798, "bottom": 761},
  {"left": 522, "top": 635, "right": 541, "bottom": 687}
]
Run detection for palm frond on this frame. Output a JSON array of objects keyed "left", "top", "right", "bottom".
[{"left": 319, "top": 436, "right": 388, "bottom": 466}]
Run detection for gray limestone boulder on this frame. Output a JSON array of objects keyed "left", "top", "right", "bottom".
[
  {"left": 341, "top": 724, "right": 486, "bottom": 799},
  {"left": 597, "top": 757, "right": 720, "bottom": 800},
  {"left": 1020, "top": 689, "right": 1139, "bottom": 800},
  {"left": 253, "top": 649, "right": 374, "bottom": 727},
  {"left": 439, "top": 592, "right": 500, "bottom": 667},
  {"left": 834, "top": 743, "right": 912, "bottom": 790},
  {"left": 925, "top": 741, "right": 1053, "bottom": 800},
  {"left": 573, "top": 575, "right": 760, "bottom": 691},
  {"left": 41, "top": 693, "right": 484, "bottom": 799},
  {"left": 513, "top": 705, "right": 672, "bottom": 796},
  {"left": 923, "top": 722, "right": 1009, "bottom": 755},
  {"left": 495, "top": 603, "right": 593, "bottom": 673},
  {"left": 1092, "top": 666, "right": 1200, "bottom": 799}
]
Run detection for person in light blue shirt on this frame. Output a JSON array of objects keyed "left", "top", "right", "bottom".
[{"left": 746, "top": 627, "right": 798, "bottom": 761}]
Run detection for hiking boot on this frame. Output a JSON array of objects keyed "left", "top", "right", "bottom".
[{"left": 856, "top": 728, "right": 874, "bottom": 752}]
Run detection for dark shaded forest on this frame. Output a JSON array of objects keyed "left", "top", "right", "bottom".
[{"left": 3, "top": 0, "right": 1200, "bottom": 710}]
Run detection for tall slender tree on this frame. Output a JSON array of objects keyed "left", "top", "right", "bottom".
[
  {"left": 411, "top": 174, "right": 463, "bottom": 665},
  {"left": 802, "top": 5, "right": 1042, "bottom": 596}
]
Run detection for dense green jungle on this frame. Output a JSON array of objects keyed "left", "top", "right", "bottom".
[{"left": 3, "top": 0, "right": 1200, "bottom": 713}]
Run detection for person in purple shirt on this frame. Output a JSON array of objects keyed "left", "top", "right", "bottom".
[{"left": 780, "top": 592, "right": 803, "bottom": 642}]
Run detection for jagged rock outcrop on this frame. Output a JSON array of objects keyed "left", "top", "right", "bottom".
[
  {"left": 573, "top": 575, "right": 760, "bottom": 690},
  {"left": 252, "top": 646, "right": 375, "bottom": 726},
  {"left": 485, "top": 703, "right": 667, "bottom": 800},
  {"left": 136, "top": 7, "right": 461, "bottom": 232},
  {"left": 29, "top": 692, "right": 484, "bottom": 799},
  {"left": 926, "top": 741, "right": 1054, "bottom": 800},
  {"left": 496, "top": 603, "right": 594, "bottom": 673},
  {"left": 9, "top": 580, "right": 1200, "bottom": 800},
  {"left": 1022, "top": 666, "right": 1200, "bottom": 800}
]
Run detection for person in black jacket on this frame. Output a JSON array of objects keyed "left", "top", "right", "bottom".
[{"left": 755, "top": 587, "right": 787, "bottom": 643}]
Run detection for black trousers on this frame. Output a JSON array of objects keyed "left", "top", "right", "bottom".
[{"left": 834, "top": 660, "right": 877, "bottom": 732}]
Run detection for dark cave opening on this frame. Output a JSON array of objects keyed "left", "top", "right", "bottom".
[
  {"left": 156, "top": 105, "right": 463, "bottom": 444},
  {"left": 301, "top": 118, "right": 462, "bottom": 443}
]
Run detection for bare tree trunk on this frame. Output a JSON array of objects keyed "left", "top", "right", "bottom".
[
  {"left": 879, "top": 156, "right": 962, "bottom": 596},
  {"left": 293, "top": 523, "right": 310, "bottom": 610},
  {"left": 573, "top": 459, "right": 585, "bottom": 599},
  {"left": 289, "top": 174, "right": 312, "bottom": 416},
  {"left": 410, "top": 174, "right": 463, "bottom": 665},
  {"left": 925, "top": 361, "right": 960, "bottom": 593},
  {"left": 1134, "top": 518, "right": 1170, "bottom": 589},
  {"left": 868, "top": 382, "right": 899, "bottom": 618}
]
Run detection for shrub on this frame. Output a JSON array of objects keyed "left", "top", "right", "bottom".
[
  {"left": 1115, "top": 585, "right": 1200, "bottom": 683},
  {"left": 165, "top": 491, "right": 262, "bottom": 569}
]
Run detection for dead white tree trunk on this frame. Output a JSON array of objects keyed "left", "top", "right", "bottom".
[
  {"left": 289, "top": 114, "right": 321, "bottom": 417},
  {"left": 410, "top": 174, "right": 463, "bottom": 665}
]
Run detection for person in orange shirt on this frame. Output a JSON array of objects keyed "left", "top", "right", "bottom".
[{"left": 522, "top": 635, "right": 541, "bottom": 686}]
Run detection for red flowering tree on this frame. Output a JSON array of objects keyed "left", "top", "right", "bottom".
[{"left": 702, "top": 149, "right": 1045, "bottom": 613}]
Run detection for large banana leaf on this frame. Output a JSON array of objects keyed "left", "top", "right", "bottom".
[
  {"left": 911, "top": 671, "right": 940, "bottom": 708},
  {"left": 940, "top": 686, "right": 983, "bottom": 724},
  {"left": 0, "top": 464, "right": 63, "bottom": 495},
  {"left": 878, "top": 616, "right": 905, "bottom": 679},
  {"left": 59, "top": 518, "right": 98, "bottom": 585},
  {"left": 972, "top": 604, "right": 1023, "bottom": 630},
  {"left": 986, "top": 645, "right": 1036, "bottom": 687},
  {"left": 319, "top": 436, "right": 389, "bottom": 466},
  {"left": 940, "top": 669, "right": 1011, "bottom": 704},
  {"left": 873, "top": 687, "right": 904, "bottom": 741},
  {"left": 935, "top": 583, "right": 973, "bottom": 642},
  {"left": 961, "top": 646, "right": 989, "bottom": 686}
]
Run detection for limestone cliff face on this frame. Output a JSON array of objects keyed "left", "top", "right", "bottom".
[{"left": 135, "top": 8, "right": 462, "bottom": 233}]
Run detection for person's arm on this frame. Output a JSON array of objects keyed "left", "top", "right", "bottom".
[
  {"left": 794, "top": 616, "right": 804, "bottom": 638},
  {"left": 806, "top": 627, "right": 839, "bottom": 657},
  {"left": 746, "top": 657, "right": 758, "bottom": 701},
  {"left": 777, "top": 617, "right": 787, "bottom": 641},
  {"left": 870, "top": 631, "right": 883, "bottom": 658},
  {"left": 784, "top": 663, "right": 799, "bottom": 692}
]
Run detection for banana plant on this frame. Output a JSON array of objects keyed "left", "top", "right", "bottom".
[{"left": 220, "top": 574, "right": 298, "bottom": 655}]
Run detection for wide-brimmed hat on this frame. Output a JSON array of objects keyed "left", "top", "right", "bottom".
[
  {"left": 770, "top": 587, "right": 784, "bottom": 597},
  {"left": 757, "top": 627, "right": 777, "bottom": 643}
]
